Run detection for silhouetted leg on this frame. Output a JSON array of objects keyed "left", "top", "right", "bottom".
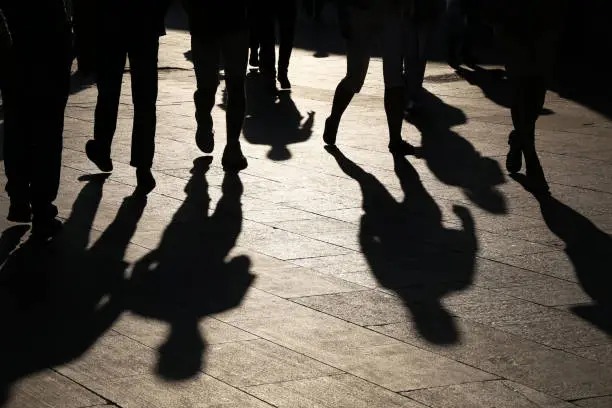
[
  {"left": 258, "top": 4, "right": 277, "bottom": 86},
  {"left": 324, "top": 12, "right": 371, "bottom": 145},
  {"left": 93, "top": 42, "right": 126, "bottom": 157},
  {"left": 2, "top": 82, "right": 33, "bottom": 221},
  {"left": 248, "top": 5, "right": 260, "bottom": 66},
  {"left": 382, "top": 16, "right": 413, "bottom": 154},
  {"left": 30, "top": 53, "right": 71, "bottom": 233},
  {"left": 192, "top": 34, "right": 220, "bottom": 154},
  {"left": 277, "top": 0, "right": 297, "bottom": 88},
  {"left": 221, "top": 31, "right": 249, "bottom": 171},
  {"left": 128, "top": 36, "right": 159, "bottom": 195},
  {"left": 128, "top": 38, "right": 159, "bottom": 170}
]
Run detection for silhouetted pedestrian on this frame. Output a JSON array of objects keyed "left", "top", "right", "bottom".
[
  {"left": 0, "top": 0, "right": 72, "bottom": 240},
  {"left": 82, "top": 0, "right": 171, "bottom": 196},
  {"left": 182, "top": 0, "right": 250, "bottom": 171},
  {"left": 486, "top": 0, "right": 568, "bottom": 195},
  {"left": 257, "top": 0, "right": 297, "bottom": 90},
  {"left": 324, "top": 0, "right": 414, "bottom": 155}
]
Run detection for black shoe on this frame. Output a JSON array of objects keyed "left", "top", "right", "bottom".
[
  {"left": 525, "top": 151, "right": 550, "bottom": 196},
  {"left": 196, "top": 116, "right": 215, "bottom": 154},
  {"left": 222, "top": 144, "right": 248, "bottom": 172},
  {"left": 323, "top": 117, "right": 339, "bottom": 146},
  {"left": 7, "top": 201, "right": 32, "bottom": 223},
  {"left": 389, "top": 140, "right": 416, "bottom": 156},
  {"left": 86, "top": 140, "right": 113, "bottom": 172},
  {"left": 506, "top": 134, "right": 523, "bottom": 173},
  {"left": 278, "top": 73, "right": 291, "bottom": 90},
  {"left": 134, "top": 168, "right": 156, "bottom": 197},
  {"left": 32, "top": 218, "right": 63, "bottom": 242}
]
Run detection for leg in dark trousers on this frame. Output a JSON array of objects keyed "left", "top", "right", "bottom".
[
  {"left": 128, "top": 37, "right": 159, "bottom": 170},
  {"left": 220, "top": 31, "right": 249, "bottom": 171},
  {"left": 30, "top": 61, "right": 70, "bottom": 225},
  {"left": 257, "top": 3, "right": 277, "bottom": 87},
  {"left": 191, "top": 34, "right": 221, "bottom": 153},
  {"left": 277, "top": 0, "right": 297, "bottom": 88},
  {"left": 248, "top": 6, "right": 260, "bottom": 66},
  {"left": 93, "top": 40, "right": 127, "bottom": 162},
  {"left": 128, "top": 36, "right": 160, "bottom": 196}
]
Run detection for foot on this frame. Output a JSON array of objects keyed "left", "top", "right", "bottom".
[
  {"left": 222, "top": 143, "right": 248, "bottom": 172},
  {"left": 7, "top": 201, "right": 32, "bottom": 223},
  {"left": 134, "top": 168, "right": 156, "bottom": 197},
  {"left": 32, "top": 218, "right": 63, "bottom": 242},
  {"left": 388, "top": 140, "right": 416, "bottom": 156},
  {"left": 249, "top": 52, "right": 259, "bottom": 67},
  {"left": 278, "top": 73, "right": 291, "bottom": 90},
  {"left": 525, "top": 151, "right": 550, "bottom": 196},
  {"left": 506, "top": 134, "right": 523, "bottom": 173},
  {"left": 195, "top": 115, "right": 215, "bottom": 154},
  {"left": 323, "top": 117, "right": 339, "bottom": 146},
  {"left": 86, "top": 140, "right": 113, "bottom": 172}
]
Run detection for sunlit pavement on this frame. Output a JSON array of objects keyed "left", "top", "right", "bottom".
[{"left": 0, "top": 18, "right": 611, "bottom": 408}]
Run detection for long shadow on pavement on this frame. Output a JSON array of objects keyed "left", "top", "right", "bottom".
[
  {"left": 327, "top": 146, "right": 478, "bottom": 345},
  {"left": 409, "top": 90, "right": 507, "bottom": 215},
  {"left": 127, "top": 156, "right": 254, "bottom": 380},
  {"left": 512, "top": 174, "right": 612, "bottom": 334},
  {"left": 0, "top": 174, "right": 144, "bottom": 406}
]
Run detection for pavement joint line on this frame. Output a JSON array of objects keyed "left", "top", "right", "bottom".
[{"left": 49, "top": 368, "right": 122, "bottom": 408}]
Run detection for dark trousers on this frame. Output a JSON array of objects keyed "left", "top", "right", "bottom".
[
  {"left": 191, "top": 31, "right": 248, "bottom": 143},
  {"left": 2, "top": 47, "right": 71, "bottom": 221},
  {"left": 258, "top": 0, "right": 297, "bottom": 77},
  {"left": 508, "top": 75, "right": 547, "bottom": 150},
  {"left": 94, "top": 35, "right": 159, "bottom": 169}
]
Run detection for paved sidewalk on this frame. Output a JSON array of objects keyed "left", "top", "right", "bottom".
[{"left": 1, "top": 20, "right": 611, "bottom": 408}]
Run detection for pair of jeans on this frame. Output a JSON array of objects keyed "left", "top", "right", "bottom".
[
  {"left": 257, "top": 0, "right": 297, "bottom": 78},
  {"left": 191, "top": 31, "right": 248, "bottom": 143},
  {"left": 94, "top": 35, "right": 159, "bottom": 169},
  {"left": 2, "top": 43, "right": 71, "bottom": 221}
]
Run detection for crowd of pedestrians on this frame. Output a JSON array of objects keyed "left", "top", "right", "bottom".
[{"left": 0, "top": 0, "right": 568, "bottom": 241}]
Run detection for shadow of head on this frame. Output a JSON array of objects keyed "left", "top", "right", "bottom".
[
  {"left": 407, "top": 300, "right": 460, "bottom": 345},
  {"left": 156, "top": 319, "right": 205, "bottom": 381}
]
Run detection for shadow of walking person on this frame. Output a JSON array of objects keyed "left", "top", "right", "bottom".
[
  {"left": 326, "top": 146, "right": 477, "bottom": 345},
  {"left": 512, "top": 174, "right": 612, "bottom": 334},
  {"left": 127, "top": 156, "right": 254, "bottom": 381},
  {"left": 0, "top": 174, "right": 146, "bottom": 406},
  {"left": 235, "top": 74, "right": 314, "bottom": 161},
  {"left": 409, "top": 90, "right": 507, "bottom": 215}
]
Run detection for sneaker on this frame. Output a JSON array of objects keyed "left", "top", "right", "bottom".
[
  {"left": 86, "top": 140, "right": 113, "bottom": 172},
  {"left": 134, "top": 168, "right": 156, "bottom": 197},
  {"left": 32, "top": 218, "right": 63, "bottom": 242},
  {"left": 222, "top": 143, "right": 248, "bottom": 172},
  {"left": 7, "top": 201, "right": 32, "bottom": 223},
  {"left": 278, "top": 73, "right": 291, "bottom": 90},
  {"left": 388, "top": 140, "right": 416, "bottom": 156},
  {"left": 323, "top": 117, "right": 339, "bottom": 146},
  {"left": 195, "top": 116, "right": 215, "bottom": 154}
]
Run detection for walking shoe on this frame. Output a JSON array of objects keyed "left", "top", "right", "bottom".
[
  {"left": 196, "top": 115, "right": 215, "bottom": 154},
  {"left": 222, "top": 143, "right": 248, "bottom": 172},
  {"left": 525, "top": 151, "right": 550, "bottom": 196},
  {"left": 388, "top": 140, "right": 416, "bottom": 156},
  {"left": 7, "top": 201, "right": 32, "bottom": 223},
  {"left": 134, "top": 168, "right": 156, "bottom": 197},
  {"left": 323, "top": 117, "right": 339, "bottom": 146},
  {"left": 278, "top": 73, "right": 291, "bottom": 90},
  {"left": 86, "top": 140, "right": 113, "bottom": 172},
  {"left": 32, "top": 218, "right": 63, "bottom": 242},
  {"left": 506, "top": 131, "right": 523, "bottom": 173}
]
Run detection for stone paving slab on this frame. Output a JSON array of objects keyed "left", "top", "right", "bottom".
[{"left": 1, "top": 12, "right": 611, "bottom": 408}]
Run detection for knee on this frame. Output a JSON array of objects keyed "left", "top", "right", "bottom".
[{"left": 341, "top": 73, "right": 366, "bottom": 94}]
